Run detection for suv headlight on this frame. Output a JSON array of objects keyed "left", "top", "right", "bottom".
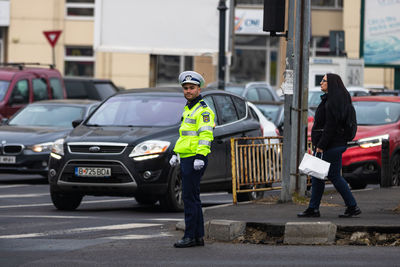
[
  {"left": 129, "top": 140, "right": 170, "bottom": 161},
  {"left": 29, "top": 142, "right": 54, "bottom": 153},
  {"left": 50, "top": 138, "right": 65, "bottom": 158},
  {"left": 358, "top": 134, "right": 389, "bottom": 148}
]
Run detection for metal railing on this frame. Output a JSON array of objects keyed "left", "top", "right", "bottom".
[{"left": 231, "top": 136, "right": 283, "bottom": 204}]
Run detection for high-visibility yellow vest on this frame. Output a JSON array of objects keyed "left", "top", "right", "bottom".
[{"left": 173, "top": 100, "right": 215, "bottom": 158}]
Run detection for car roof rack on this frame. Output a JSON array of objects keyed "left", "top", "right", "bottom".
[{"left": 0, "top": 62, "right": 55, "bottom": 70}]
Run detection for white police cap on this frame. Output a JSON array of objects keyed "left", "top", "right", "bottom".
[{"left": 179, "top": 71, "right": 205, "bottom": 88}]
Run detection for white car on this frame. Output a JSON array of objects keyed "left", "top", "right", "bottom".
[
  {"left": 309, "top": 86, "right": 369, "bottom": 109},
  {"left": 247, "top": 101, "right": 279, "bottom": 143}
]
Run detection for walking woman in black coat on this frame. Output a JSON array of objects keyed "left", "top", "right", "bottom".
[{"left": 298, "top": 73, "right": 361, "bottom": 218}]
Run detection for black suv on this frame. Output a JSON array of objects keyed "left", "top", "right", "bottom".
[
  {"left": 48, "top": 87, "right": 262, "bottom": 211},
  {"left": 64, "top": 77, "right": 119, "bottom": 101}
]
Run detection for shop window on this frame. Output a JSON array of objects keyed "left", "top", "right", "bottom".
[
  {"left": 66, "top": 0, "right": 95, "bottom": 19},
  {"left": 311, "top": 36, "right": 330, "bottom": 57},
  {"left": 150, "top": 55, "right": 193, "bottom": 87},
  {"left": 64, "top": 46, "right": 95, "bottom": 77}
]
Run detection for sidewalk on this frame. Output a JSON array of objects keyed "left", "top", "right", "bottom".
[{"left": 201, "top": 187, "right": 400, "bottom": 243}]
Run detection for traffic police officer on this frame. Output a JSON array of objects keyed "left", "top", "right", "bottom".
[{"left": 170, "top": 71, "right": 215, "bottom": 248}]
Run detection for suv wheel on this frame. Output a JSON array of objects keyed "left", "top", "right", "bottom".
[
  {"left": 159, "top": 167, "right": 183, "bottom": 212},
  {"left": 391, "top": 153, "right": 400, "bottom": 186},
  {"left": 50, "top": 189, "right": 83, "bottom": 211}
]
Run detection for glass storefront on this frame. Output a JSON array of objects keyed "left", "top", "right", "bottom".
[{"left": 230, "top": 35, "right": 279, "bottom": 87}]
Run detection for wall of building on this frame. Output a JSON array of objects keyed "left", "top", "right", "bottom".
[
  {"left": 96, "top": 52, "right": 150, "bottom": 89},
  {"left": 311, "top": 10, "right": 343, "bottom": 36},
  {"left": 8, "top": 0, "right": 64, "bottom": 66},
  {"left": 5, "top": 0, "right": 395, "bottom": 90}
]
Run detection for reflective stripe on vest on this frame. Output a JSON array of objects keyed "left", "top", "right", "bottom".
[
  {"left": 181, "top": 131, "right": 198, "bottom": 136},
  {"left": 184, "top": 118, "right": 197, "bottom": 124},
  {"left": 198, "top": 126, "right": 213, "bottom": 134},
  {"left": 190, "top": 104, "right": 203, "bottom": 117},
  {"left": 199, "top": 140, "right": 211, "bottom": 146}
]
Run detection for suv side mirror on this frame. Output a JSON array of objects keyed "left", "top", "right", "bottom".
[{"left": 72, "top": 119, "right": 83, "bottom": 128}]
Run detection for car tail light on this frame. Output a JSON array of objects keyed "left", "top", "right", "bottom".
[
  {"left": 260, "top": 124, "right": 264, "bottom": 136},
  {"left": 275, "top": 128, "right": 280, "bottom": 136}
]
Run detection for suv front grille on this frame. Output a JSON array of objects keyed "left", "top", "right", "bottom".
[{"left": 68, "top": 142, "right": 127, "bottom": 154}]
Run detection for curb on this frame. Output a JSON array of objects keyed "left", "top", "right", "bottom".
[{"left": 176, "top": 220, "right": 400, "bottom": 245}]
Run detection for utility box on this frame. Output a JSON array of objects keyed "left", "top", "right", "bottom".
[{"left": 309, "top": 57, "right": 364, "bottom": 89}]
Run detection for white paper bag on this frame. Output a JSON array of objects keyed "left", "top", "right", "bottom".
[{"left": 298, "top": 153, "right": 330, "bottom": 180}]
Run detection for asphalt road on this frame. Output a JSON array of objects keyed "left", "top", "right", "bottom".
[{"left": 0, "top": 174, "right": 398, "bottom": 267}]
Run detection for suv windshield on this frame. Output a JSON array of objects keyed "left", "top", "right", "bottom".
[
  {"left": 86, "top": 94, "right": 186, "bottom": 127},
  {"left": 0, "top": 80, "right": 10, "bottom": 101},
  {"left": 354, "top": 101, "right": 400, "bottom": 125},
  {"left": 9, "top": 104, "right": 85, "bottom": 127}
]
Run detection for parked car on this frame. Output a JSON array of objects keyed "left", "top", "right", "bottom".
[
  {"left": 0, "top": 99, "right": 100, "bottom": 176},
  {"left": 64, "top": 77, "right": 119, "bottom": 101},
  {"left": 308, "top": 86, "right": 369, "bottom": 111},
  {"left": 341, "top": 96, "right": 400, "bottom": 189},
  {"left": 368, "top": 89, "right": 400, "bottom": 96},
  {"left": 247, "top": 101, "right": 279, "bottom": 139},
  {"left": 47, "top": 87, "right": 263, "bottom": 211},
  {"left": 251, "top": 101, "right": 284, "bottom": 136},
  {"left": 207, "top": 81, "right": 281, "bottom": 102},
  {"left": 0, "top": 63, "right": 66, "bottom": 120}
]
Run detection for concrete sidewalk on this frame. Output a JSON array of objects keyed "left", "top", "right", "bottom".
[{"left": 199, "top": 187, "right": 400, "bottom": 244}]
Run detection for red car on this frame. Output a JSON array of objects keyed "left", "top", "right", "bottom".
[
  {"left": 308, "top": 96, "right": 400, "bottom": 189},
  {"left": 342, "top": 96, "right": 400, "bottom": 189}
]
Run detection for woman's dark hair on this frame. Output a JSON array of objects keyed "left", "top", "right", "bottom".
[{"left": 326, "top": 73, "right": 351, "bottom": 122}]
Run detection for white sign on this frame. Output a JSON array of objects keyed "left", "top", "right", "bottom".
[
  {"left": 281, "top": 69, "right": 293, "bottom": 95},
  {"left": 235, "top": 8, "right": 266, "bottom": 35},
  {"left": 94, "top": 0, "right": 229, "bottom": 55},
  {"left": 364, "top": 0, "right": 400, "bottom": 65}
]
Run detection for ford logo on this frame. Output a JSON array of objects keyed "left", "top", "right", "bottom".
[{"left": 89, "top": 146, "right": 101, "bottom": 153}]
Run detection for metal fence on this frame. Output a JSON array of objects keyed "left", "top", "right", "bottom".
[
  {"left": 230, "top": 136, "right": 283, "bottom": 204},
  {"left": 231, "top": 136, "right": 316, "bottom": 204}
]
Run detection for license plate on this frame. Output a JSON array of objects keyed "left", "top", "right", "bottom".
[
  {"left": 0, "top": 156, "right": 16, "bottom": 164},
  {"left": 75, "top": 167, "right": 111, "bottom": 177}
]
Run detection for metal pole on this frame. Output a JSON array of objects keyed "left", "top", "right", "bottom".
[
  {"left": 380, "top": 139, "right": 391, "bottom": 187},
  {"left": 280, "top": 0, "right": 295, "bottom": 202},
  {"left": 218, "top": 0, "right": 227, "bottom": 90},
  {"left": 297, "top": 0, "right": 310, "bottom": 195},
  {"left": 52, "top": 47, "right": 56, "bottom": 67}
]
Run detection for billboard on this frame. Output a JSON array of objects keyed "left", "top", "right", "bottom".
[
  {"left": 363, "top": 0, "right": 400, "bottom": 66},
  {"left": 94, "top": 0, "right": 229, "bottom": 56}
]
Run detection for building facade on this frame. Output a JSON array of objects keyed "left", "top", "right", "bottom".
[{"left": 0, "top": 0, "right": 395, "bottom": 90}]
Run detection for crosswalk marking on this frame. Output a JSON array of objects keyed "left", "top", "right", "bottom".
[
  {"left": 0, "top": 193, "right": 48, "bottom": 198},
  {"left": 0, "top": 223, "right": 161, "bottom": 239},
  {"left": 102, "top": 232, "right": 173, "bottom": 240},
  {"left": 0, "top": 184, "right": 31, "bottom": 189},
  {"left": 0, "top": 215, "right": 94, "bottom": 219},
  {"left": 0, "top": 198, "right": 131, "bottom": 209}
]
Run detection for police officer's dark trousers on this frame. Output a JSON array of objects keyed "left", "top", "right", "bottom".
[{"left": 180, "top": 156, "right": 208, "bottom": 239}]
